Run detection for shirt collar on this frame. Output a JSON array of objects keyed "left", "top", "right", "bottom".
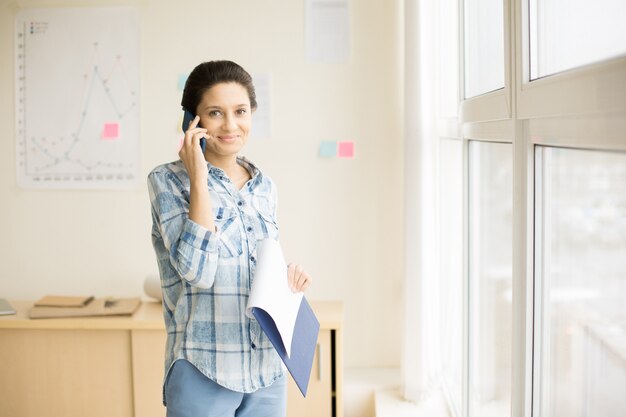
[{"left": 206, "top": 156, "right": 262, "bottom": 183}]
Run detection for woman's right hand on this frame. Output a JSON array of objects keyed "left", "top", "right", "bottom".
[
  {"left": 179, "top": 115, "right": 209, "bottom": 183},
  {"left": 179, "top": 115, "right": 215, "bottom": 231}
]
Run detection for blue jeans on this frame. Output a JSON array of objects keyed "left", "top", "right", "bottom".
[{"left": 165, "top": 359, "right": 287, "bottom": 417}]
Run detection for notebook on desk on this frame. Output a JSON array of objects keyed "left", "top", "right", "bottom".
[
  {"left": 29, "top": 297, "right": 141, "bottom": 319},
  {"left": 34, "top": 295, "right": 94, "bottom": 308}
]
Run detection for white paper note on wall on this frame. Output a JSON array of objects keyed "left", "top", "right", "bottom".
[
  {"left": 305, "top": 0, "right": 351, "bottom": 63},
  {"left": 250, "top": 73, "right": 272, "bottom": 140},
  {"left": 14, "top": 7, "right": 140, "bottom": 190}
]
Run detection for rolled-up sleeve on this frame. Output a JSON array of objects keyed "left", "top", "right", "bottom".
[{"left": 148, "top": 170, "right": 218, "bottom": 288}]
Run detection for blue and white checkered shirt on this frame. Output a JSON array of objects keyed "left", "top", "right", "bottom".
[{"left": 147, "top": 156, "right": 284, "bottom": 400}]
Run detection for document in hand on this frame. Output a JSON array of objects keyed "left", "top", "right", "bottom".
[{"left": 246, "top": 239, "right": 320, "bottom": 397}]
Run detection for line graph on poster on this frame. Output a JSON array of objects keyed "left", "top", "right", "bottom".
[{"left": 15, "top": 7, "right": 140, "bottom": 189}]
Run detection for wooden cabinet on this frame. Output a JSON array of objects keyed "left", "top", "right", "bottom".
[
  {"left": 0, "top": 300, "right": 343, "bottom": 417},
  {"left": 288, "top": 328, "right": 332, "bottom": 417}
]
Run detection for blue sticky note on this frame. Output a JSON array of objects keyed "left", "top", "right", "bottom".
[
  {"left": 177, "top": 73, "right": 188, "bottom": 92},
  {"left": 319, "top": 141, "right": 337, "bottom": 157}
]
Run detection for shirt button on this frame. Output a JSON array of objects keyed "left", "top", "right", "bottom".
[
  {"left": 237, "top": 201, "right": 243, "bottom": 207},
  {"left": 251, "top": 342, "right": 256, "bottom": 349},
  {"left": 246, "top": 226, "right": 253, "bottom": 232},
  {"left": 250, "top": 256, "right": 256, "bottom": 262},
  {"left": 216, "top": 214, "right": 223, "bottom": 220}
]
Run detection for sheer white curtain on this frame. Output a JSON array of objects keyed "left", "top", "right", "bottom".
[{"left": 403, "top": 0, "right": 441, "bottom": 402}]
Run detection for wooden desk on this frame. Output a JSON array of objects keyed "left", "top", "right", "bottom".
[{"left": 0, "top": 300, "right": 343, "bottom": 417}]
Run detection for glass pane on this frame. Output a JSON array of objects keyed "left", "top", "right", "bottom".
[
  {"left": 464, "top": 0, "right": 505, "bottom": 98},
  {"left": 439, "top": 0, "right": 460, "bottom": 117},
  {"left": 529, "top": 0, "right": 626, "bottom": 79},
  {"left": 468, "top": 141, "right": 512, "bottom": 417},
  {"left": 439, "top": 138, "right": 463, "bottom": 414},
  {"left": 537, "top": 147, "right": 626, "bottom": 417}
]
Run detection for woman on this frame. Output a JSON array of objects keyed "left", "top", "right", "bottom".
[{"left": 148, "top": 60, "right": 312, "bottom": 417}]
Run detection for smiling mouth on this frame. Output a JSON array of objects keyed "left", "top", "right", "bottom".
[{"left": 218, "top": 135, "right": 238, "bottom": 142}]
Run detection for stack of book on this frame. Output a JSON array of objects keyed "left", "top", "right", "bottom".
[{"left": 29, "top": 295, "right": 140, "bottom": 319}]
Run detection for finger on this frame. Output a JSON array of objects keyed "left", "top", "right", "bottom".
[
  {"left": 181, "top": 132, "right": 206, "bottom": 153},
  {"left": 294, "top": 270, "right": 309, "bottom": 292},
  {"left": 300, "top": 275, "right": 312, "bottom": 292},
  {"left": 291, "top": 265, "right": 305, "bottom": 292},
  {"left": 287, "top": 263, "right": 296, "bottom": 290},
  {"left": 187, "top": 115, "right": 200, "bottom": 131},
  {"left": 184, "top": 128, "right": 207, "bottom": 143},
  {"left": 192, "top": 132, "right": 207, "bottom": 146}
]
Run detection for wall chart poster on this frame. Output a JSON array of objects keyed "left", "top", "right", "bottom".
[{"left": 15, "top": 7, "right": 140, "bottom": 189}]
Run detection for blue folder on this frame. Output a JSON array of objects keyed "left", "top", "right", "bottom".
[{"left": 251, "top": 296, "right": 320, "bottom": 396}]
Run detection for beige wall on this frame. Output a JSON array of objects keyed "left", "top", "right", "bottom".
[{"left": 0, "top": 0, "right": 404, "bottom": 368}]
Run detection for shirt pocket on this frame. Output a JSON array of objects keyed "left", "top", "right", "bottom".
[
  {"left": 251, "top": 195, "right": 279, "bottom": 241},
  {"left": 214, "top": 207, "right": 244, "bottom": 258},
  {"left": 254, "top": 210, "right": 279, "bottom": 241}
]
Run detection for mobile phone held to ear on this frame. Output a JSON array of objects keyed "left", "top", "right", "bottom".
[{"left": 182, "top": 109, "right": 206, "bottom": 153}]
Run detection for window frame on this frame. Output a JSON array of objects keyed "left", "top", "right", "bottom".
[
  {"left": 515, "top": 0, "right": 626, "bottom": 416},
  {"left": 460, "top": 0, "right": 514, "bottom": 124},
  {"left": 426, "top": 0, "right": 625, "bottom": 415},
  {"left": 530, "top": 144, "right": 626, "bottom": 417},
  {"left": 516, "top": 0, "right": 626, "bottom": 125}
]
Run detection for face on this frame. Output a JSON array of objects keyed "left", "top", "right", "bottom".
[{"left": 195, "top": 82, "right": 252, "bottom": 160}]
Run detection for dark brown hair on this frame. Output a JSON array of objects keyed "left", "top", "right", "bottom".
[{"left": 181, "top": 60, "right": 257, "bottom": 114}]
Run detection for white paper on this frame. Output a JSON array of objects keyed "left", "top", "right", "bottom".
[
  {"left": 246, "top": 239, "right": 303, "bottom": 357},
  {"left": 14, "top": 7, "right": 140, "bottom": 189},
  {"left": 250, "top": 73, "right": 272, "bottom": 139},
  {"left": 305, "top": 0, "right": 351, "bottom": 63}
]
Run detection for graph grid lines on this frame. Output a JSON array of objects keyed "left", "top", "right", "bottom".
[{"left": 15, "top": 7, "right": 140, "bottom": 189}]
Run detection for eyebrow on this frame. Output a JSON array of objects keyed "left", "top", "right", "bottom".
[{"left": 203, "top": 104, "right": 250, "bottom": 110}]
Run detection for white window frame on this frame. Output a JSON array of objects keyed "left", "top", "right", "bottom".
[
  {"left": 515, "top": 1, "right": 626, "bottom": 417},
  {"left": 461, "top": 0, "right": 513, "bottom": 124},
  {"left": 514, "top": 0, "right": 626, "bottom": 414},
  {"left": 435, "top": 1, "right": 626, "bottom": 417},
  {"left": 410, "top": 0, "right": 625, "bottom": 416}
]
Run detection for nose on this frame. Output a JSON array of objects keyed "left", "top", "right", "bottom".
[{"left": 222, "top": 113, "right": 238, "bottom": 131}]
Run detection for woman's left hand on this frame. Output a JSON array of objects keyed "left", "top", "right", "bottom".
[{"left": 287, "top": 263, "right": 312, "bottom": 293}]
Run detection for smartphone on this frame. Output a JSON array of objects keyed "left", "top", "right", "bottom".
[{"left": 182, "top": 109, "right": 206, "bottom": 153}]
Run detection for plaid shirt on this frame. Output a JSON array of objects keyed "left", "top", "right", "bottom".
[{"left": 147, "top": 156, "right": 284, "bottom": 400}]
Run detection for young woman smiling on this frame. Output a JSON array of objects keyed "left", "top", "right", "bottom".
[{"left": 148, "top": 60, "right": 312, "bottom": 417}]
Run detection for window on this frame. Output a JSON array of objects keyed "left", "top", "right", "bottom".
[
  {"left": 463, "top": 0, "right": 505, "bottom": 98},
  {"left": 439, "top": 0, "right": 460, "bottom": 118},
  {"left": 468, "top": 141, "right": 513, "bottom": 417},
  {"left": 409, "top": 0, "right": 626, "bottom": 416},
  {"left": 529, "top": 0, "right": 626, "bottom": 79},
  {"left": 535, "top": 147, "right": 626, "bottom": 417}
]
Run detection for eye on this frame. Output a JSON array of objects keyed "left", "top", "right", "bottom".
[
  {"left": 208, "top": 110, "right": 223, "bottom": 118},
  {"left": 236, "top": 108, "right": 248, "bottom": 116}
]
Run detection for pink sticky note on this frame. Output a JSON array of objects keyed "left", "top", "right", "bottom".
[
  {"left": 102, "top": 123, "right": 119, "bottom": 140},
  {"left": 337, "top": 141, "right": 355, "bottom": 158}
]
